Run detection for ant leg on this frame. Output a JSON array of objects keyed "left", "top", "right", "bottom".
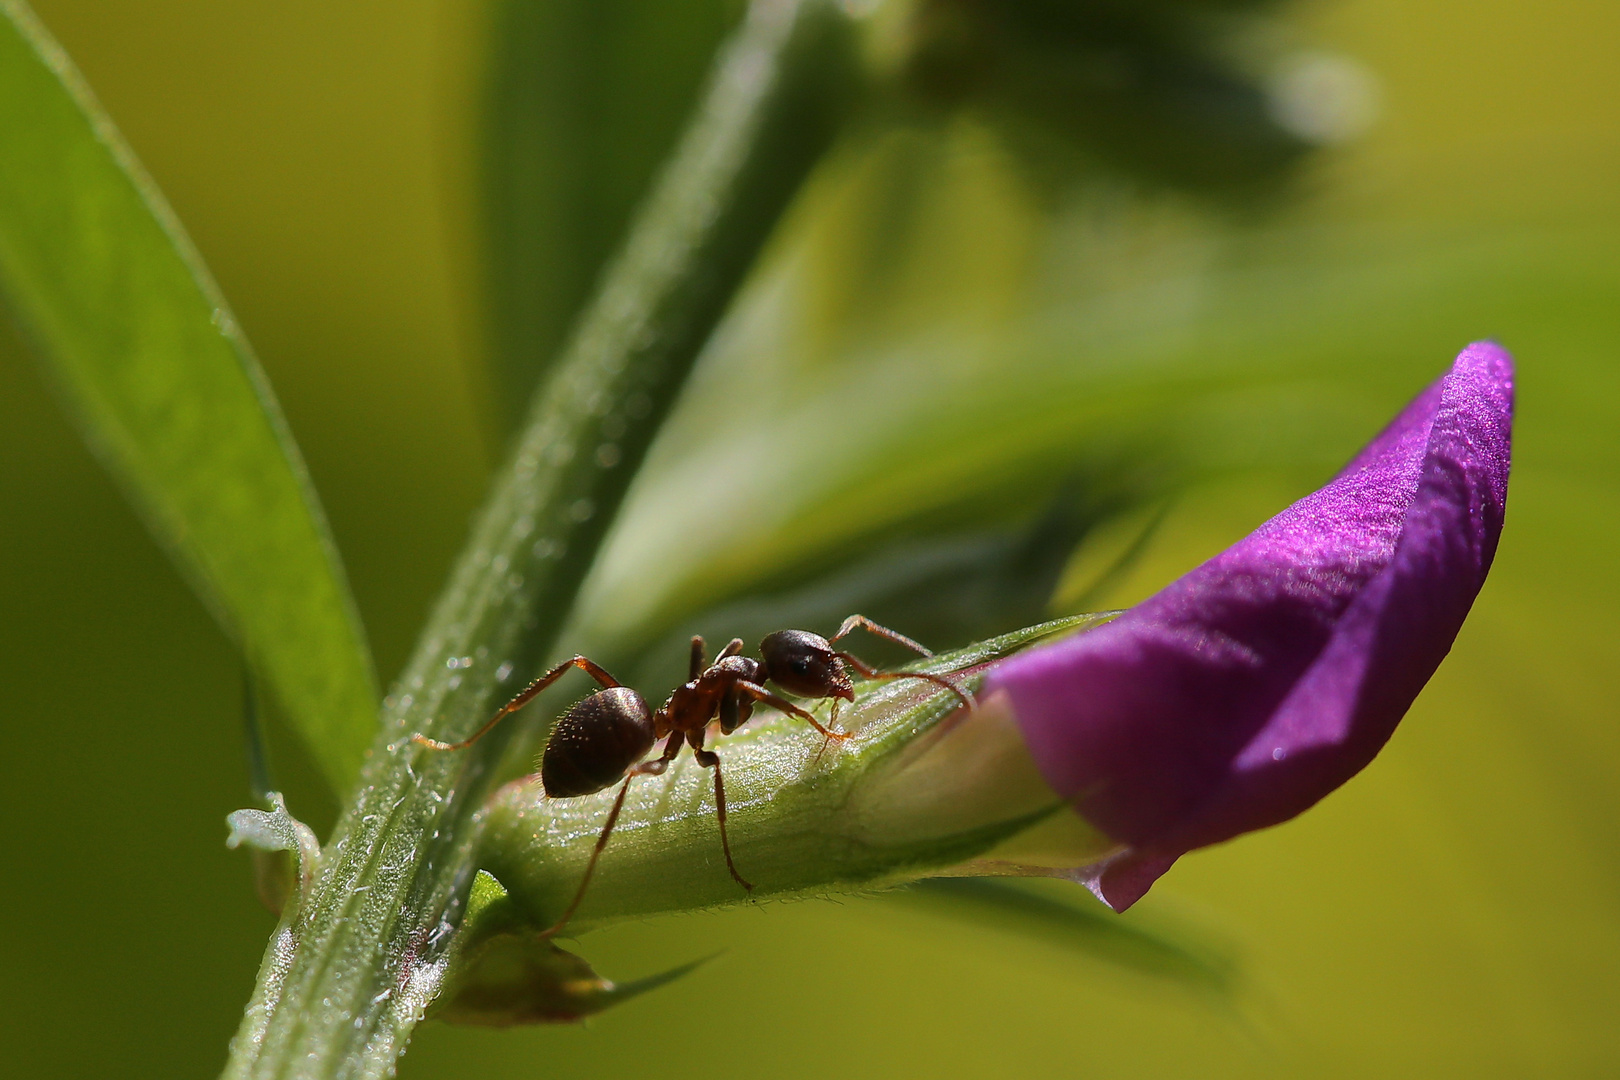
[
  {"left": 828, "top": 617, "right": 970, "bottom": 708},
  {"left": 811, "top": 708, "right": 839, "bottom": 768},
  {"left": 835, "top": 650, "right": 975, "bottom": 710},
  {"left": 538, "top": 775, "right": 635, "bottom": 939},
  {"left": 689, "top": 635, "right": 707, "bottom": 680},
  {"left": 690, "top": 733, "right": 753, "bottom": 892},
  {"left": 831, "top": 614, "right": 932, "bottom": 658},
  {"left": 815, "top": 696, "right": 850, "bottom": 764},
  {"left": 736, "top": 680, "right": 849, "bottom": 741},
  {"left": 540, "top": 732, "right": 683, "bottom": 939},
  {"left": 705, "top": 641, "right": 747, "bottom": 737},
  {"left": 412, "top": 655, "right": 624, "bottom": 751}
]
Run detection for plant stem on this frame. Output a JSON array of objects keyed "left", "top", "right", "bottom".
[{"left": 222, "top": 3, "right": 855, "bottom": 1077}]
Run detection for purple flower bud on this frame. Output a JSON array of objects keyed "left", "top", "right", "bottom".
[{"left": 988, "top": 343, "right": 1514, "bottom": 911}]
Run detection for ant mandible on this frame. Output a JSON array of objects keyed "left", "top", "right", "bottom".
[{"left": 413, "top": 614, "right": 972, "bottom": 937}]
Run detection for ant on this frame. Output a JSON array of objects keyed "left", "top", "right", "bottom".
[{"left": 413, "top": 614, "right": 972, "bottom": 937}]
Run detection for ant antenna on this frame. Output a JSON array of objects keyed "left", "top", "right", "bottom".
[
  {"left": 835, "top": 651, "right": 975, "bottom": 710},
  {"left": 830, "top": 614, "right": 932, "bottom": 656},
  {"left": 824, "top": 614, "right": 976, "bottom": 715}
]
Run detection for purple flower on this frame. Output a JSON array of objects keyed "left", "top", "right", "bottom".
[{"left": 987, "top": 343, "right": 1514, "bottom": 911}]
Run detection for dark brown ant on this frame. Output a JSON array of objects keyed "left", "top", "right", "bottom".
[{"left": 413, "top": 615, "right": 972, "bottom": 937}]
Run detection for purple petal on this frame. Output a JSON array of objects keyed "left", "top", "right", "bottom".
[{"left": 988, "top": 343, "right": 1514, "bottom": 911}]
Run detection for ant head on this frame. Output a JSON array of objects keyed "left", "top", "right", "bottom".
[{"left": 759, "top": 629, "right": 854, "bottom": 702}]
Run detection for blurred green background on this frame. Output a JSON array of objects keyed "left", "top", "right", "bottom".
[{"left": 2, "top": 0, "right": 1617, "bottom": 1077}]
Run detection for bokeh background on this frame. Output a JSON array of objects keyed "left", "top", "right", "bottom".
[{"left": 2, "top": 0, "right": 1617, "bottom": 1077}]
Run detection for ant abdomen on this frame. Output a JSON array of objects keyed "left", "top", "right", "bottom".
[{"left": 541, "top": 687, "right": 655, "bottom": 798}]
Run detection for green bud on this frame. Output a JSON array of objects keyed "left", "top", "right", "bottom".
[
  {"left": 432, "top": 873, "right": 708, "bottom": 1026},
  {"left": 479, "top": 615, "right": 1118, "bottom": 933}
]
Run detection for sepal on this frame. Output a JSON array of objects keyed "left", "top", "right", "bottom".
[{"left": 430, "top": 872, "right": 708, "bottom": 1026}]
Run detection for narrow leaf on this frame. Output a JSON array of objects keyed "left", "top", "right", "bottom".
[
  {"left": 0, "top": 2, "right": 378, "bottom": 793},
  {"left": 898, "top": 878, "right": 1236, "bottom": 996},
  {"left": 481, "top": 0, "right": 738, "bottom": 430},
  {"left": 608, "top": 479, "right": 1164, "bottom": 695}
]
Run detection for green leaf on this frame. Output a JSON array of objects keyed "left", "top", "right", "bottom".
[
  {"left": 900, "top": 0, "right": 1313, "bottom": 197},
  {"left": 0, "top": 2, "right": 378, "bottom": 794},
  {"left": 606, "top": 477, "right": 1166, "bottom": 698},
  {"left": 480, "top": 0, "right": 740, "bottom": 430},
  {"left": 897, "top": 877, "right": 1237, "bottom": 997}
]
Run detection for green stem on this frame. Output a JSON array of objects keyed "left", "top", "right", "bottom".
[{"left": 222, "top": 3, "right": 855, "bottom": 1077}]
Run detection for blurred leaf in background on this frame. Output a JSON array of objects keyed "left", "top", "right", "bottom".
[
  {"left": 0, "top": 3, "right": 493, "bottom": 1076},
  {"left": 1, "top": 0, "right": 1617, "bottom": 1078},
  {"left": 479, "top": 0, "right": 742, "bottom": 432},
  {"left": 898, "top": 0, "right": 1315, "bottom": 195},
  {"left": 0, "top": 1, "right": 378, "bottom": 794},
  {"left": 561, "top": 0, "right": 1326, "bottom": 691}
]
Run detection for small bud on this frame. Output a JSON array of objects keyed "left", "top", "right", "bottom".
[
  {"left": 226, "top": 792, "right": 321, "bottom": 916},
  {"left": 432, "top": 872, "right": 707, "bottom": 1026}
]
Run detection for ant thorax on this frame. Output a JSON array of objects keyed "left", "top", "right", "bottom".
[
  {"left": 709, "top": 654, "right": 766, "bottom": 684},
  {"left": 655, "top": 654, "right": 767, "bottom": 736}
]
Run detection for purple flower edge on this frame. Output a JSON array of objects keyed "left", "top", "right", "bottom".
[{"left": 987, "top": 342, "right": 1514, "bottom": 911}]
